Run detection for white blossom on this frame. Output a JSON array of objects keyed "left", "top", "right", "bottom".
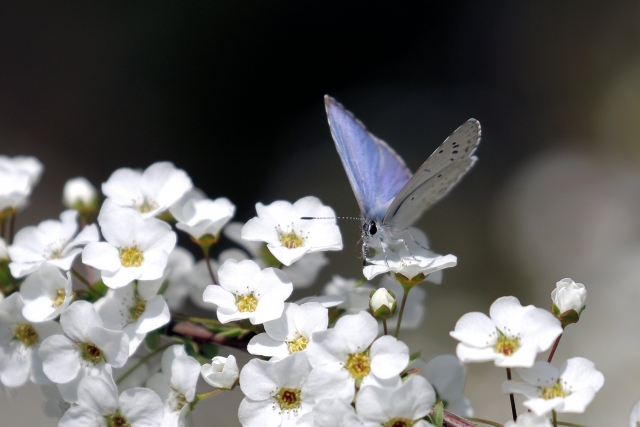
[
  {"left": 0, "top": 293, "right": 62, "bottom": 388},
  {"left": 201, "top": 355, "right": 239, "bottom": 389},
  {"left": 551, "top": 278, "right": 586, "bottom": 314},
  {"left": 202, "top": 258, "right": 293, "bottom": 324},
  {"left": 19, "top": 263, "right": 73, "bottom": 322},
  {"left": 174, "top": 197, "right": 235, "bottom": 240},
  {"left": 629, "top": 399, "right": 640, "bottom": 427},
  {"left": 248, "top": 302, "right": 328, "bottom": 359},
  {"left": 83, "top": 204, "right": 176, "bottom": 288},
  {"left": 40, "top": 384, "right": 71, "bottom": 420},
  {"left": 370, "top": 288, "right": 395, "bottom": 313},
  {"left": 63, "top": 177, "right": 99, "bottom": 211},
  {"left": 321, "top": 275, "right": 373, "bottom": 314},
  {"left": 0, "top": 155, "right": 43, "bottom": 186},
  {"left": 241, "top": 196, "right": 342, "bottom": 266},
  {"left": 505, "top": 413, "right": 552, "bottom": 427},
  {"left": 0, "top": 167, "right": 31, "bottom": 213},
  {"left": 147, "top": 246, "right": 195, "bottom": 310},
  {"left": 296, "top": 398, "right": 367, "bottom": 427},
  {"left": 450, "top": 296, "right": 562, "bottom": 368},
  {"left": 8, "top": 209, "right": 99, "bottom": 278},
  {"left": 502, "top": 357, "right": 604, "bottom": 416}
]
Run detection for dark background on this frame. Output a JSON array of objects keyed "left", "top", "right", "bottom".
[{"left": 2, "top": 2, "right": 640, "bottom": 426}]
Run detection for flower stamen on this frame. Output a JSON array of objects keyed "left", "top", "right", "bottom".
[
  {"left": 274, "top": 387, "right": 301, "bottom": 411},
  {"left": 383, "top": 418, "right": 416, "bottom": 427},
  {"left": 81, "top": 342, "right": 106, "bottom": 365},
  {"left": 540, "top": 380, "right": 569, "bottom": 400},
  {"left": 14, "top": 323, "right": 38, "bottom": 346},
  {"left": 345, "top": 352, "right": 371, "bottom": 380},
  {"left": 236, "top": 294, "right": 258, "bottom": 312},
  {"left": 494, "top": 330, "right": 520, "bottom": 356},
  {"left": 120, "top": 247, "right": 144, "bottom": 268},
  {"left": 53, "top": 289, "right": 66, "bottom": 307},
  {"left": 287, "top": 336, "right": 309, "bottom": 354}
]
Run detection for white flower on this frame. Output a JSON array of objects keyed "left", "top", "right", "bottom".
[
  {"left": 248, "top": 302, "right": 328, "bottom": 359},
  {"left": 356, "top": 375, "right": 436, "bottom": 427},
  {"left": 363, "top": 227, "right": 456, "bottom": 281},
  {"left": 629, "top": 399, "right": 640, "bottom": 427},
  {"left": 322, "top": 275, "right": 373, "bottom": 314},
  {"left": 241, "top": 196, "right": 342, "bottom": 266},
  {"left": 502, "top": 357, "right": 605, "bottom": 416},
  {"left": 148, "top": 246, "right": 195, "bottom": 310},
  {"left": 19, "top": 263, "right": 73, "bottom": 322},
  {"left": 551, "top": 278, "right": 586, "bottom": 314},
  {"left": 59, "top": 376, "right": 164, "bottom": 427},
  {"left": 0, "top": 167, "right": 31, "bottom": 213},
  {"left": 95, "top": 282, "right": 171, "bottom": 355},
  {"left": 225, "top": 221, "right": 329, "bottom": 289},
  {"left": 297, "top": 399, "right": 367, "bottom": 427},
  {"left": 83, "top": 205, "right": 176, "bottom": 288},
  {"left": 174, "top": 197, "right": 235, "bottom": 240},
  {"left": 202, "top": 258, "right": 293, "bottom": 324},
  {"left": 379, "top": 274, "right": 426, "bottom": 331},
  {"left": 8, "top": 209, "right": 99, "bottom": 278},
  {"left": 238, "top": 351, "right": 314, "bottom": 427},
  {"left": 38, "top": 301, "right": 129, "bottom": 402},
  {"left": 305, "top": 311, "right": 409, "bottom": 402},
  {"left": 413, "top": 354, "right": 473, "bottom": 417},
  {"left": 370, "top": 288, "right": 396, "bottom": 314},
  {"left": 146, "top": 345, "right": 201, "bottom": 427},
  {"left": 40, "top": 384, "right": 71, "bottom": 420},
  {"left": 102, "top": 161, "right": 193, "bottom": 218},
  {"left": 63, "top": 177, "right": 99, "bottom": 211},
  {"left": 505, "top": 413, "right": 552, "bottom": 427},
  {"left": 188, "top": 256, "right": 221, "bottom": 310},
  {"left": 201, "top": 355, "right": 239, "bottom": 389},
  {"left": 0, "top": 155, "right": 43, "bottom": 186},
  {"left": 450, "top": 296, "right": 562, "bottom": 368},
  {"left": 0, "top": 293, "right": 62, "bottom": 387}
]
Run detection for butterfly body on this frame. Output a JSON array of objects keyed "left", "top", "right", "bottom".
[{"left": 324, "top": 96, "right": 481, "bottom": 263}]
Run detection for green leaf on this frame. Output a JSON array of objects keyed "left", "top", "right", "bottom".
[
  {"left": 407, "top": 351, "right": 422, "bottom": 367},
  {"left": 200, "top": 343, "right": 219, "bottom": 359},
  {"left": 550, "top": 302, "right": 561, "bottom": 316},
  {"left": 433, "top": 401, "right": 444, "bottom": 427},
  {"left": 145, "top": 331, "right": 160, "bottom": 351},
  {"left": 184, "top": 340, "right": 199, "bottom": 359}
]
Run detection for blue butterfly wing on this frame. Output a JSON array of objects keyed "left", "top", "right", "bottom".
[{"left": 325, "top": 96, "right": 412, "bottom": 220}]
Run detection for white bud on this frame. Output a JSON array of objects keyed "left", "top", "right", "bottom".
[
  {"left": 370, "top": 288, "right": 396, "bottom": 312},
  {"left": 200, "top": 355, "right": 239, "bottom": 389},
  {"left": 551, "top": 278, "right": 586, "bottom": 313},
  {"left": 63, "top": 177, "right": 98, "bottom": 209}
]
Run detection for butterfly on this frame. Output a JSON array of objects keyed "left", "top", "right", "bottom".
[{"left": 324, "top": 95, "right": 481, "bottom": 264}]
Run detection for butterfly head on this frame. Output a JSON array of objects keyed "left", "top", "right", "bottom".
[{"left": 362, "top": 218, "right": 378, "bottom": 238}]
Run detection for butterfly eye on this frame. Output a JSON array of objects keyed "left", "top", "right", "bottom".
[{"left": 369, "top": 222, "right": 377, "bottom": 236}]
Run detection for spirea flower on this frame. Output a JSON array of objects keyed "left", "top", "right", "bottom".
[
  {"left": 502, "top": 357, "right": 604, "bottom": 416},
  {"left": 146, "top": 345, "right": 201, "bottom": 427},
  {"left": 305, "top": 311, "right": 409, "bottom": 402},
  {"left": 8, "top": 209, "right": 99, "bottom": 278},
  {"left": 505, "top": 413, "right": 552, "bottom": 427},
  {"left": 62, "top": 177, "right": 99, "bottom": 213},
  {"left": 19, "top": 263, "right": 73, "bottom": 322},
  {"left": 202, "top": 258, "right": 293, "bottom": 324},
  {"left": 0, "top": 155, "right": 43, "bottom": 186},
  {"left": 201, "top": 355, "right": 239, "bottom": 389},
  {"left": 363, "top": 227, "right": 456, "bottom": 281},
  {"left": 174, "top": 197, "right": 235, "bottom": 242},
  {"left": 248, "top": 302, "right": 328, "bottom": 359},
  {"left": 102, "top": 161, "right": 193, "bottom": 218},
  {"left": 356, "top": 375, "right": 436, "bottom": 427},
  {"left": 147, "top": 246, "right": 195, "bottom": 310},
  {"left": 82, "top": 205, "right": 176, "bottom": 288},
  {"left": 40, "top": 384, "right": 71, "bottom": 420},
  {"left": 0, "top": 167, "right": 31, "bottom": 214},
  {"left": 59, "top": 376, "right": 164, "bottom": 427},
  {"left": 238, "top": 351, "right": 314, "bottom": 427},
  {"left": 369, "top": 288, "right": 396, "bottom": 318},
  {"left": 322, "top": 275, "right": 373, "bottom": 314},
  {"left": 241, "top": 196, "right": 342, "bottom": 266},
  {"left": 38, "top": 301, "right": 129, "bottom": 402},
  {"left": 0, "top": 293, "right": 62, "bottom": 388},
  {"left": 450, "top": 296, "right": 562, "bottom": 368},
  {"left": 551, "top": 278, "right": 586, "bottom": 326},
  {"left": 297, "top": 399, "right": 367, "bottom": 427}
]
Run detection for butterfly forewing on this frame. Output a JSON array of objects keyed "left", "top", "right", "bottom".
[{"left": 383, "top": 119, "right": 481, "bottom": 229}]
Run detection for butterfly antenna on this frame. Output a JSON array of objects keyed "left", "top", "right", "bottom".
[{"left": 300, "top": 216, "right": 361, "bottom": 220}]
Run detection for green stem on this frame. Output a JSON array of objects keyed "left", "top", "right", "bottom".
[
  {"left": 553, "top": 410, "right": 557, "bottom": 427},
  {"left": 394, "top": 286, "right": 410, "bottom": 338},
  {"left": 172, "top": 313, "right": 222, "bottom": 325},
  {"left": 556, "top": 422, "right": 590, "bottom": 427},
  {"left": 116, "top": 343, "right": 173, "bottom": 385},
  {"left": 467, "top": 418, "right": 504, "bottom": 427},
  {"left": 382, "top": 318, "right": 388, "bottom": 335},
  {"left": 202, "top": 246, "right": 218, "bottom": 285},
  {"left": 71, "top": 268, "right": 104, "bottom": 297}
]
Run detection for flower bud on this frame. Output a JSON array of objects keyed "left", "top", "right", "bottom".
[
  {"left": 200, "top": 355, "right": 239, "bottom": 389},
  {"left": 63, "top": 177, "right": 99, "bottom": 214},
  {"left": 369, "top": 288, "right": 396, "bottom": 318},
  {"left": 551, "top": 278, "right": 586, "bottom": 327}
]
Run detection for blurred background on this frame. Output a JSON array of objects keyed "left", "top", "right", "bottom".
[{"left": 2, "top": 1, "right": 640, "bottom": 425}]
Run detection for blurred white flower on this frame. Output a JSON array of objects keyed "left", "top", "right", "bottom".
[
  {"left": 8, "top": 209, "right": 99, "bottom": 278},
  {"left": 322, "top": 275, "right": 373, "bottom": 314},
  {"left": 38, "top": 301, "right": 129, "bottom": 402},
  {"left": 306, "top": 312, "right": 409, "bottom": 402},
  {"left": 363, "top": 227, "right": 456, "bottom": 281},
  {"left": 83, "top": 205, "right": 176, "bottom": 288},
  {"left": 248, "top": 302, "right": 328, "bottom": 359},
  {"left": 551, "top": 278, "right": 586, "bottom": 314},
  {"left": 413, "top": 354, "right": 473, "bottom": 417},
  {"left": 146, "top": 345, "right": 201, "bottom": 427},
  {"left": 225, "top": 221, "right": 328, "bottom": 289},
  {"left": 113, "top": 355, "right": 151, "bottom": 393},
  {"left": 201, "top": 355, "right": 239, "bottom": 389},
  {"left": 450, "top": 296, "right": 562, "bottom": 368},
  {"left": 174, "top": 197, "right": 235, "bottom": 241},
  {"left": 146, "top": 246, "right": 195, "bottom": 310},
  {"left": 62, "top": 177, "right": 99, "bottom": 212},
  {"left": 102, "top": 161, "right": 193, "bottom": 218},
  {"left": 39, "top": 384, "right": 71, "bottom": 420},
  {"left": 503, "top": 357, "right": 604, "bottom": 416},
  {"left": 0, "top": 155, "right": 43, "bottom": 186},
  {"left": 239, "top": 351, "right": 314, "bottom": 427},
  {"left": 356, "top": 375, "right": 435, "bottom": 427},
  {"left": 59, "top": 376, "right": 163, "bottom": 427},
  {"left": 202, "top": 258, "right": 292, "bottom": 324},
  {"left": 379, "top": 274, "right": 426, "bottom": 331},
  {"left": 629, "top": 399, "right": 640, "bottom": 427},
  {"left": 168, "top": 187, "right": 206, "bottom": 219},
  {"left": 505, "top": 413, "right": 552, "bottom": 427},
  {"left": 19, "top": 263, "right": 73, "bottom": 322},
  {"left": 0, "top": 293, "right": 62, "bottom": 388},
  {"left": 241, "top": 196, "right": 342, "bottom": 266},
  {"left": 0, "top": 167, "right": 31, "bottom": 213}
]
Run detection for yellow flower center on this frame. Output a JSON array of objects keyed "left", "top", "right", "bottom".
[
  {"left": 135, "top": 197, "right": 158, "bottom": 214},
  {"left": 106, "top": 412, "right": 131, "bottom": 427},
  {"left": 81, "top": 342, "right": 105, "bottom": 365},
  {"left": 120, "top": 247, "right": 144, "bottom": 268},
  {"left": 53, "top": 289, "right": 66, "bottom": 307},
  {"left": 236, "top": 294, "right": 258, "bottom": 312},
  {"left": 129, "top": 294, "right": 146, "bottom": 320},
  {"left": 494, "top": 331, "right": 520, "bottom": 356},
  {"left": 540, "top": 380, "right": 569, "bottom": 400},
  {"left": 345, "top": 352, "right": 371, "bottom": 380},
  {"left": 14, "top": 323, "right": 38, "bottom": 346},
  {"left": 277, "top": 224, "right": 305, "bottom": 249},
  {"left": 274, "top": 387, "right": 301, "bottom": 411},
  {"left": 383, "top": 418, "right": 416, "bottom": 427},
  {"left": 170, "top": 390, "right": 188, "bottom": 412},
  {"left": 287, "top": 336, "right": 309, "bottom": 354}
]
